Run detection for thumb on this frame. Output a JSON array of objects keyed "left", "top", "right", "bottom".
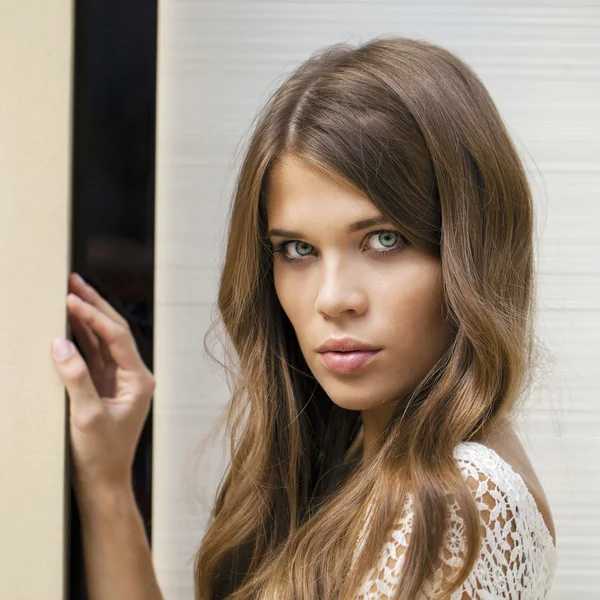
[{"left": 51, "top": 338, "right": 103, "bottom": 420}]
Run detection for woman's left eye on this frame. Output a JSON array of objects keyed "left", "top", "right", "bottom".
[{"left": 368, "top": 230, "right": 404, "bottom": 252}]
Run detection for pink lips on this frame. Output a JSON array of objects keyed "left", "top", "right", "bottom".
[
  {"left": 318, "top": 350, "right": 381, "bottom": 374},
  {"left": 316, "top": 337, "right": 382, "bottom": 374}
]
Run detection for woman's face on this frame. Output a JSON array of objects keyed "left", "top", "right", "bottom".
[{"left": 266, "top": 154, "right": 453, "bottom": 424}]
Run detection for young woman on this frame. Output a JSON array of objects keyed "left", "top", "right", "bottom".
[{"left": 51, "top": 36, "right": 557, "bottom": 599}]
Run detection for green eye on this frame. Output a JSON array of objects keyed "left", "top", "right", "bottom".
[
  {"left": 368, "top": 230, "right": 403, "bottom": 252},
  {"left": 376, "top": 231, "right": 399, "bottom": 248},
  {"left": 294, "top": 242, "right": 313, "bottom": 256}
]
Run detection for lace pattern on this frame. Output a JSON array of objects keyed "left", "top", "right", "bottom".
[{"left": 355, "top": 441, "right": 557, "bottom": 599}]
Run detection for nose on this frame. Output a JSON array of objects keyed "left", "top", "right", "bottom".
[{"left": 314, "top": 257, "right": 368, "bottom": 319}]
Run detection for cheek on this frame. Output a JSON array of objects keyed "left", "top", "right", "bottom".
[
  {"left": 384, "top": 270, "right": 447, "bottom": 348},
  {"left": 273, "top": 268, "right": 305, "bottom": 325}
]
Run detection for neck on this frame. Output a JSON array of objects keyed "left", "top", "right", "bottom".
[{"left": 360, "top": 402, "right": 397, "bottom": 468}]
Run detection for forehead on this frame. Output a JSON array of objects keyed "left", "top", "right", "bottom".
[{"left": 265, "top": 154, "right": 376, "bottom": 223}]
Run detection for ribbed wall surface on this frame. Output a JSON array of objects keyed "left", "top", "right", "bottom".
[{"left": 154, "top": 3, "right": 600, "bottom": 597}]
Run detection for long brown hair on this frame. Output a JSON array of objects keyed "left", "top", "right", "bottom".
[{"left": 193, "top": 35, "right": 538, "bottom": 599}]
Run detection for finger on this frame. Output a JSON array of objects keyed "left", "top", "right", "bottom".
[
  {"left": 69, "top": 309, "right": 115, "bottom": 367},
  {"left": 68, "top": 273, "right": 130, "bottom": 330},
  {"left": 67, "top": 294, "right": 144, "bottom": 371},
  {"left": 51, "top": 338, "right": 105, "bottom": 425},
  {"left": 68, "top": 311, "right": 101, "bottom": 360}
]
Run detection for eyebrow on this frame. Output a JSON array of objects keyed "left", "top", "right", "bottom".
[{"left": 267, "top": 216, "right": 392, "bottom": 239}]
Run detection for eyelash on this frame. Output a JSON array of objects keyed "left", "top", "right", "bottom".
[{"left": 270, "top": 229, "right": 406, "bottom": 264}]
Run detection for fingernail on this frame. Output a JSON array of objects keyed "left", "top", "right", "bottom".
[
  {"left": 52, "top": 339, "right": 74, "bottom": 360},
  {"left": 73, "top": 273, "right": 85, "bottom": 285}
]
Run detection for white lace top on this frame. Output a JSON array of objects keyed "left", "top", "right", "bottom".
[{"left": 354, "top": 441, "right": 558, "bottom": 599}]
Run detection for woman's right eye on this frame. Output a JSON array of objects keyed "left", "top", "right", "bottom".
[
  {"left": 287, "top": 241, "right": 314, "bottom": 258},
  {"left": 273, "top": 240, "right": 314, "bottom": 262}
]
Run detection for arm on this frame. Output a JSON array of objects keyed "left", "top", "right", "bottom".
[
  {"left": 49, "top": 274, "right": 165, "bottom": 599},
  {"left": 77, "top": 485, "right": 164, "bottom": 600}
]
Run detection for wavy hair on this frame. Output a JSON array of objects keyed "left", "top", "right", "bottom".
[{"left": 193, "top": 35, "right": 538, "bottom": 599}]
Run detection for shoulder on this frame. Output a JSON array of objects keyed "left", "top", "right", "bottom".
[
  {"left": 454, "top": 439, "right": 557, "bottom": 548},
  {"left": 452, "top": 441, "right": 557, "bottom": 568},
  {"left": 400, "top": 440, "right": 558, "bottom": 599},
  {"left": 354, "top": 442, "right": 558, "bottom": 599}
]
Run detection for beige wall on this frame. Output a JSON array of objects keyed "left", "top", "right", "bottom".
[{"left": 0, "top": 2, "right": 73, "bottom": 598}]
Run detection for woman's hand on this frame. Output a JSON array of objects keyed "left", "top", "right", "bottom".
[{"left": 51, "top": 273, "right": 155, "bottom": 498}]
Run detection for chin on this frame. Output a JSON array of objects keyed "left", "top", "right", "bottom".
[
  {"left": 319, "top": 385, "right": 378, "bottom": 412},
  {"left": 329, "top": 400, "right": 369, "bottom": 412},
  {"left": 319, "top": 375, "right": 404, "bottom": 411}
]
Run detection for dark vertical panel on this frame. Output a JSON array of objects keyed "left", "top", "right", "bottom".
[{"left": 69, "top": 0, "right": 157, "bottom": 596}]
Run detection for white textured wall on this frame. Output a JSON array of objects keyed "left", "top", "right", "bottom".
[
  {"left": 0, "top": 1, "right": 73, "bottom": 598},
  {"left": 153, "top": 2, "right": 600, "bottom": 598}
]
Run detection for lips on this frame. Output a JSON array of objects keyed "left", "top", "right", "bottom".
[
  {"left": 316, "top": 337, "right": 382, "bottom": 374},
  {"left": 318, "top": 349, "right": 381, "bottom": 374},
  {"left": 316, "top": 337, "right": 381, "bottom": 353}
]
